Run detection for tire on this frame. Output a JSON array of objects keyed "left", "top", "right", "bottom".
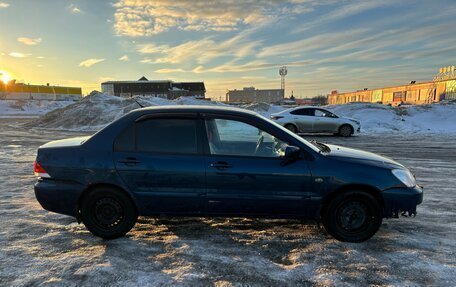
[
  {"left": 322, "top": 191, "right": 382, "bottom": 242},
  {"left": 284, "top": 124, "right": 298, "bottom": 133},
  {"left": 338, "top": 124, "right": 353, "bottom": 137},
  {"left": 81, "top": 187, "right": 138, "bottom": 239}
]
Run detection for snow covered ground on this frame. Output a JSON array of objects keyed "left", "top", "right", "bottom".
[
  {"left": 0, "top": 119, "right": 454, "bottom": 286},
  {"left": 327, "top": 102, "right": 456, "bottom": 134},
  {"left": 13, "top": 92, "right": 456, "bottom": 135}
]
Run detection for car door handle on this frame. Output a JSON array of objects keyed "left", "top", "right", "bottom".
[
  {"left": 210, "top": 161, "right": 232, "bottom": 169},
  {"left": 119, "top": 157, "right": 140, "bottom": 165}
]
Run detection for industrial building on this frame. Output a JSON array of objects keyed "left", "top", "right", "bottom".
[
  {"left": 328, "top": 68, "right": 456, "bottom": 106},
  {"left": 101, "top": 77, "right": 206, "bottom": 100},
  {"left": 0, "top": 81, "right": 82, "bottom": 101},
  {"left": 226, "top": 87, "right": 284, "bottom": 103}
]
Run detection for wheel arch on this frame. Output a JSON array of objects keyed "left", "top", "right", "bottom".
[
  {"left": 284, "top": 122, "right": 299, "bottom": 132},
  {"left": 338, "top": 123, "right": 354, "bottom": 135},
  {"left": 76, "top": 183, "right": 138, "bottom": 222},
  {"left": 320, "top": 184, "right": 384, "bottom": 218}
]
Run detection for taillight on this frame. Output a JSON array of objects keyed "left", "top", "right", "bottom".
[
  {"left": 271, "top": 115, "right": 284, "bottom": 120},
  {"left": 34, "top": 161, "right": 50, "bottom": 178}
]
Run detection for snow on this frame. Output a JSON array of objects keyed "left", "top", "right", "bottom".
[
  {"left": 326, "top": 102, "right": 456, "bottom": 134},
  {"left": 0, "top": 120, "right": 455, "bottom": 286},
  {"left": 22, "top": 91, "right": 227, "bottom": 131},
  {"left": 4, "top": 91, "right": 456, "bottom": 134},
  {"left": 0, "top": 99, "right": 75, "bottom": 117}
]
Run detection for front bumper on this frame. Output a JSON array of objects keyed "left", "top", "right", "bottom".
[
  {"left": 382, "top": 185, "right": 423, "bottom": 218},
  {"left": 34, "top": 179, "right": 84, "bottom": 217}
]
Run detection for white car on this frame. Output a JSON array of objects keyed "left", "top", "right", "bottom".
[{"left": 270, "top": 106, "right": 361, "bottom": 137}]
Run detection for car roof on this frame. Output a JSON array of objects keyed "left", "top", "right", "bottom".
[
  {"left": 130, "top": 105, "right": 260, "bottom": 117},
  {"left": 277, "top": 105, "right": 324, "bottom": 114}
]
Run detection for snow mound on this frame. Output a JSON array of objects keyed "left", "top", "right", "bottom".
[
  {"left": 22, "top": 92, "right": 456, "bottom": 134},
  {"left": 241, "top": 102, "right": 286, "bottom": 117},
  {"left": 24, "top": 91, "right": 226, "bottom": 131},
  {"left": 326, "top": 102, "right": 456, "bottom": 134},
  {"left": 0, "top": 99, "right": 75, "bottom": 117}
]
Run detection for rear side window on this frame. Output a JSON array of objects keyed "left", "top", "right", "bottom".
[
  {"left": 290, "top": 108, "right": 314, "bottom": 116},
  {"left": 136, "top": 119, "right": 198, "bottom": 154}
]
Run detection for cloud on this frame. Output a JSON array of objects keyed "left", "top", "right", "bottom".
[
  {"left": 68, "top": 4, "right": 82, "bottom": 14},
  {"left": 112, "top": 0, "right": 321, "bottom": 37},
  {"left": 0, "top": 2, "right": 9, "bottom": 8},
  {"left": 138, "top": 33, "right": 262, "bottom": 65},
  {"left": 155, "top": 68, "right": 185, "bottom": 73},
  {"left": 119, "top": 55, "right": 129, "bottom": 61},
  {"left": 78, "top": 58, "right": 105, "bottom": 67},
  {"left": 258, "top": 28, "right": 368, "bottom": 58},
  {"left": 9, "top": 52, "right": 31, "bottom": 58},
  {"left": 17, "top": 37, "right": 42, "bottom": 45}
]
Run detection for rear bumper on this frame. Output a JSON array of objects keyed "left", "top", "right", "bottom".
[
  {"left": 34, "top": 179, "right": 84, "bottom": 217},
  {"left": 382, "top": 185, "right": 423, "bottom": 217}
]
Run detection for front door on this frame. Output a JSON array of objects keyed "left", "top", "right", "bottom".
[
  {"left": 313, "top": 109, "right": 337, "bottom": 132},
  {"left": 203, "top": 117, "right": 312, "bottom": 216},
  {"left": 114, "top": 117, "right": 206, "bottom": 215}
]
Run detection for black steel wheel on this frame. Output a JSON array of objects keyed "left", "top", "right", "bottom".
[
  {"left": 81, "top": 187, "right": 137, "bottom": 239},
  {"left": 322, "top": 191, "right": 382, "bottom": 242}
]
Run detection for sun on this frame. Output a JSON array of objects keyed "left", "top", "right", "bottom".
[{"left": 0, "top": 70, "right": 11, "bottom": 84}]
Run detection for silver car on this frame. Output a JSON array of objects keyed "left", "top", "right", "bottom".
[{"left": 270, "top": 106, "right": 361, "bottom": 137}]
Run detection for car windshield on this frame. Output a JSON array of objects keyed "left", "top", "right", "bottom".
[{"left": 256, "top": 114, "right": 321, "bottom": 153}]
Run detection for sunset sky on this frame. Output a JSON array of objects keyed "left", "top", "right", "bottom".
[{"left": 1, "top": 0, "right": 456, "bottom": 99}]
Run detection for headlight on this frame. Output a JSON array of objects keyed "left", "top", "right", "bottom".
[
  {"left": 392, "top": 169, "right": 416, "bottom": 187},
  {"left": 350, "top": 119, "right": 360, "bottom": 125}
]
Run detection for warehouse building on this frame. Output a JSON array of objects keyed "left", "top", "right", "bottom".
[
  {"left": 0, "top": 81, "right": 82, "bottom": 101},
  {"left": 328, "top": 68, "right": 456, "bottom": 106},
  {"left": 226, "top": 87, "right": 284, "bottom": 103},
  {"left": 101, "top": 77, "right": 206, "bottom": 100}
]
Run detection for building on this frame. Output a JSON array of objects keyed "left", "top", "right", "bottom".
[
  {"left": 0, "top": 81, "right": 82, "bottom": 101},
  {"left": 328, "top": 69, "right": 456, "bottom": 106},
  {"left": 101, "top": 77, "right": 206, "bottom": 100},
  {"left": 226, "top": 87, "right": 284, "bottom": 103}
]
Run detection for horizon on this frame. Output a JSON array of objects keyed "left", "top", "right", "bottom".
[{"left": 1, "top": 0, "right": 456, "bottom": 100}]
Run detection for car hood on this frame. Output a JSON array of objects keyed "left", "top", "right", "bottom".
[
  {"left": 324, "top": 144, "right": 404, "bottom": 168},
  {"left": 40, "top": 136, "right": 91, "bottom": 149},
  {"left": 341, "top": 116, "right": 359, "bottom": 123}
]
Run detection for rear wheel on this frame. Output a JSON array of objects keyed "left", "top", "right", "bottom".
[
  {"left": 338, "top": 124, "right": 353, "bottom": 137},
  {"left": 322, "top": 191, "right": 382, "bottom": 242},
  {"left": 81, "top": 187, "right": 137, "bottom": 239},
  {"left": 284, "top": 124, "right": 298, "bottom": 133}
]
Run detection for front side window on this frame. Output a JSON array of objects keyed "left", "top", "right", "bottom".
[
  {"left": 315, "top": 109, "right": 336, "bottom": 118},
  {"left": 206, "top": 118, "right": 288, "bottom": 158},
  {"left": 314, "top": 109, "right": 327, "bottom": 117}
]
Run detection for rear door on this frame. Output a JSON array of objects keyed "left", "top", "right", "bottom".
[
  {"left": 290, "top": 108, "right": 315, "bottom": 132},
  {"left": 203, "top": 116, "right": 313, "bottom": 216},
  {"left": 113, "top": 115, "right": 206, "bottom": 215}
]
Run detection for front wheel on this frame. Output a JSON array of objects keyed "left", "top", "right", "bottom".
[
  {"left": 81, "top": 187, "right": 138, "bottom": 239},
  {"left": 338, "top": 124, "right": 353, "bottom": 137},
  {"left": 322, "top": 191, "right": 382, "bottom": 242}
]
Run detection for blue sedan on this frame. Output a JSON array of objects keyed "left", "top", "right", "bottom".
[{"left": 34, "top": 106, "right": 423, "bottom": 242}]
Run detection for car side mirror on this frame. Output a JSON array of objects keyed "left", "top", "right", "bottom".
[{"left": 284, "top": 145, "right": 301, "bottom": 160}]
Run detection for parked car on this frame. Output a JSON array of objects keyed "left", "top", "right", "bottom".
[
  {"left": 270, "top": 106, "right": 361, "bottom": 136},
  {"left": 34, "top": 106, "right": 422, "bottom": 242}
]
